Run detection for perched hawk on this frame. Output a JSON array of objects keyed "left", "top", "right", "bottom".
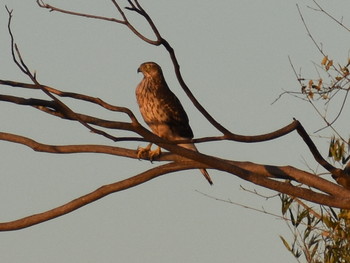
[{"left": 136, "top": 62, "right": 213, "bottom": 185}]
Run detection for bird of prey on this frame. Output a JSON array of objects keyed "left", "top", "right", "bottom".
[{"left": 135, "top": 61, "right": 213, "bottom": 185}]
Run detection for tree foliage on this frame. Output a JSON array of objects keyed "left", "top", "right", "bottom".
[
  {"left": 281, "top": 195, "right": 350, "bottom": 263},
  {"left": 276, "top": 2, "right": 350, "bottom": 262}
]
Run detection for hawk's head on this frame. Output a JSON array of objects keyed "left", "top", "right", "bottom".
[{"left": 137, "top": 62, "right": 163, "bottom": 79}]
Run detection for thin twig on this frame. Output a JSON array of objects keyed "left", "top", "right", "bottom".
[
  {"left": 0, "top": 79, "right": 139, "bottom": 123},
  {"left": 37, "top": 0, "right": 125, "bottom": 23},
  {"left": 309, "top": 0, "right": 350, "bottom": 32},
  {"left": 6, "top": 8, "right": 122, "bottom": 142}
]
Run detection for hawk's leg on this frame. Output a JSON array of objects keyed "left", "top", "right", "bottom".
[{"left": 137, "top": 143, "right": 161, "bottom": 162}]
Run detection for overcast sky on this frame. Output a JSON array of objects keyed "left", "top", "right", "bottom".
[{"left": 1, "top": 1, "right": 350, "bottom": 262}]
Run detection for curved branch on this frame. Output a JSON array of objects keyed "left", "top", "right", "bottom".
[
  {"left": 0, "top": 162, "right": 197, "bottom": 231},
  {"left": 125, "top": 2, "right": 232, "bottom": 134},
  {"left": 0, "top": 132, "right": 136, "bottom": 158},
  {"left": 6, "top": 9, "right": 126, "bottom": 143},
  {"left": 1, "top": 164, "right": 348, "bottom": 231},
  {"left": 36, "top": 0, "right": 125, "bottom": 23},
  {"left": 233, "top": 161, "right": 350, "bottom": 198},
  {"left": 3, "top": 128, "right": 350, "bottom": 232},
  {"left": 37, "top": 0, "right": 160, "bottom": 45},
  {"left": 2, "top": 131, "right": 348, "bottom": 199},
  {"left": 294, "top": 120, "right": 338, "bottom": 174},
  {"left": 314, "top": 88, "right": 350, "bottom": 133},
  {"left": 0, "top": 88, "right": 341, "bottom": 181},
  {"left": 0, "top": 79, "right": 139, "bottom": 123},
  {"left": 160, "top": 39, "right": 233, "bottom": 135},
  {"left": 128, "top": 126, "right": 350, "bottom": 205},
  {"left": 0, "top": 94, "right": 137, "bottom": 135}
]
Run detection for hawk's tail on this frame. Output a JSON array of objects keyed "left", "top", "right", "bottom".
[
  {"left": 200, "top": 168, "right": 213, "bottom": 185},
  {"left": 179, "top": 142, "right": 213, "bottom": 185}
]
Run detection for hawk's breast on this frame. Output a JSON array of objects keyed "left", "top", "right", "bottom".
[
  {"left": 136, "top": 79, "right": 167, "bottom": 124},
  {"left": 136, "top": 77, "right": 194, "bottom": 139}
]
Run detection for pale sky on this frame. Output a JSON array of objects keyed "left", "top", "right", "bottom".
[{"left": 1, "top": 1, "right": 350, "bottom": 262}]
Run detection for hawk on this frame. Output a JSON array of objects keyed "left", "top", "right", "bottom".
[{"left": 136, "top": 62, "right": 213, "bottom": 185}]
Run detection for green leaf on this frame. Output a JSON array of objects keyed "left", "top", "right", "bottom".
[
  {"left": 280, "top": 194, "right": 293, "bottom": 215},
  {"left": 311, "top": 242, "right": 319, "bottom": 259},
  {"left": 296, "top": 209, "right": 308, "bottom": 227},
  {"left": 279, "top": 236, "right": 292, "bottom": 251},
  {"left": 329, "top": 137, "right": 335, "bottom": 157},
  {"left": 322, "top": 216, "right": 334, "bottom": 228},
  {"left": 289, "top": 208, "right": 296, "bottom": 226}
]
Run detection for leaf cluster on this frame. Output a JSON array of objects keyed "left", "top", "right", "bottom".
[
  {"left": 300, "top": 56, "right": 350, "bottom": 102},
  {"left": 280, "top": 194, "right": 350, "bottom": 263},
  {"left": 328, "top": 136, "right": 350, "bottom": 165}
]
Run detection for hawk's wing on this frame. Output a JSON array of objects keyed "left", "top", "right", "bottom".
[{"left": 157, "top": 87, "right": 194, "bottom": 139}]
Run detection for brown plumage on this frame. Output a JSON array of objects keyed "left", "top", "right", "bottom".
[{"left": 136, "top": 62, "right": 213, "bottom": 185}]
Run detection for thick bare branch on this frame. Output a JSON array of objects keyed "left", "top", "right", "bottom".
[
  {"left": 0, "top": 132, "right": 136, "bottom": 158},
  {"left": 2, "top": 129, "right": 350, "bottom": 232},
  {"left": 2, "top": 130, "right": 348, "bottom": 201},
  {"left": 0, "top": 162, "right": 200, "bottom": 231}
]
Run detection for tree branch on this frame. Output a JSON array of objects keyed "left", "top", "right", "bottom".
[
  {"left": 0, "top": 162, "right": 199, "bottom": 231},
  {"left": 2, "top": 129, "right": 350, "bottom": 231},
  {"left": 309, "top": 0, "right": 350, "bottom": 32},
  {"left": 2, "top": 130, "right": 349, "bottom": 203},
  {"left": 0, "top": 79, "right": 139, "bottom": 123},
  {"left": 6, "top": 7, "right": 123, "bottom": 143}
]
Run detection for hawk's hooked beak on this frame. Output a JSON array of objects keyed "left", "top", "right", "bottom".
[{"left": 137, "top": 67, "right": 141, "bottom": 73}]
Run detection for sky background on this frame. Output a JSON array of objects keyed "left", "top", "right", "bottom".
[{"left": 1, "top": 1, "right": 350, "bottom": 262}]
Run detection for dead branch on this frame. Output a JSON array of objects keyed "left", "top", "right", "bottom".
[
  {"left": 0, "top": 79, "right": 139, "bottom": 123},
  {"left": 309, "top": 0, "right": 350, "bottom": 32},
  {"left": 6, "top": 7, "right": 127, "bottom": 143},
  {"left": 0, "top": 162, "right": 200, "bottom": 231},
  {"left": 37, "top": 0, "right": 160, "bottom": 45},
  {"left": 2, "top": 129, "right": 350, "bottom": 230},
  {"left": 2, "top": 129, "right": 350, "bottom": 202}
]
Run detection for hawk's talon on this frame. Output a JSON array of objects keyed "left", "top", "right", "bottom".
[
  {"left": 137, "top": 143, "right": 152, "bottom": 160},
  {"left": 148, "top": 146, "right": 161, "bottom": 162},
  {"left": 137, "top": 144, "right": 161, "bottom": 162}
]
